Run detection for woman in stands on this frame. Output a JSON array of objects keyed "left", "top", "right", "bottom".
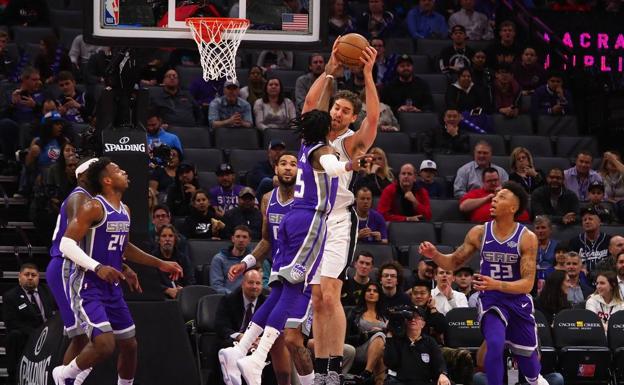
[
  {"left": 599, "top": 151, "right": 624, "bottom": 221},
  {"left": 240, "top": 65, "right": 266, "bottom": 107},
  {"left": 586, "top": 271, "right": 624, "bottom": 331},
  {"left": 253, "top": 77, "right": 296, "bottom": 130},
  {"left": 34, "top": 34, "right": 72, "bottom": 84},
  {"left": 149, "top": 146, "right": 182, "bottom": 196},
  {"left": 353, "top": 146, "right": 394, "bottom": 197},
  {"left": 328, "top": 0, "right": 354, "bottom": 36},
  {"left": 509, "top": 147, "right": 544, "bottom": 193},
  {"left": 182, "top": 189, "right": 224, "bottom": 240},
  {"left": 45, "top": 141, "right": 78, "bottom": 206},
  {"left": 347, "top": 282, "right": 388, "bottom": 385},
  {"left": 534, "top": 270, "right": 571, "bottom": 326},
  {"left": 513, "top": 46, "right": 546, "bottom": 95}
]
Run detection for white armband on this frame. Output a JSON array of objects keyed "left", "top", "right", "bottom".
[
  {"left": 59, "top": 237, "right": 100, "bottom": 272},
  {"left": 242, "top": 254, "right": 257, "bottom": 270},
  {"left": 319, "top": 154, "right": 350, "bottom": 177}
]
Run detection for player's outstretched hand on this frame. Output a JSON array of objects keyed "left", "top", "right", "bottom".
[
  {"left": 228, "top": 262, "right": 246, "bottom": 282},
  {"left": 325, "top": 37, "right": 342, "bottom": 77},
  {"left": 160, "top": 261, "right": 183, "bottom": 281},
  {"left": 418, "top": 241, "right": 438, "bottom": 259},
  {"left": 350, "top": 153, "right": 373, "bottom": 172},
  {"left": 97, "top": 265, "right": 126, "bottom": 285},
  {"left": 359, "top": 46, "right": 378, "bottom": 75},
  {"left": 472, "top": 274, "right": 500, "bottom": 291},
  {"left": 122, "top": 265, "right": 143, "bottom": 293}
]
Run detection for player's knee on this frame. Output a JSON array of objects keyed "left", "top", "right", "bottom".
[
  {"left": 283, "top": 331, "right": 302, "bottom": 351},
  {"left": 72, "top": 334, "right": 89, "bottom": 350},
  {"left": 93, "top": 333, "right": 116, "bottom": 358},
  {"left": 118, "top": 337, "right": 138, "bottom": 354}
]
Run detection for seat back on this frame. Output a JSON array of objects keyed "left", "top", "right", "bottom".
[
  {"left": 536, "top": 115, "right": 579, "bottom": 136},
  {"left": 167, "top": 126, "right": 211, "bottom": 149},
  {"left": 509, "top": 135, "right": 553, "bottom": 157},
  {"left": 354, "top": 244, "right": 396, "bottom": 268},
  {"left": 444, "top": 307, "right": 483, "bottom": 349},
  {"left": 197, "top": 171, "right": 217, "bottom": 190},
  {"left": 262, "top": 128, "right": 300, "bottom": 149},
  {"left": 214, "top": 128, "right": 259, "bottom": 150},
  {"left": 229, "top": 149, "right": 266, "bottom": 177},
  {"left": 196, "top": 294, "right": 225, "bottom": 333},
  {"left": 534, "top": 309, "right": 554, "bottom": 347},
  {"left": 384, "top": 38, "right": 414, "bottom": 55},
  {"left": 183, "top": 149, "right": 223, "bottom": 172},
  {"left": 188, "top": 240, "right": 231, "bottom": 284},
  {"left": 491, "top": 114, "right": 533, "bottom": 136},
  {"left": 373, "top": 132, "right": 412, "bottom": 153},
  {"left": 407, "top": 244, "right": 453, "bottom": 269},
  {"left": 555, "top": 136, "right": 599, "bottom": 159},
  {"left": 433, "top": 154, "right": 472, "bottom": 181},
  {"left": 552, "top": 309, "right": 608, "bottom": 348},
  {"left": 440, "top": 222, "right": 474, "bottom": 247},
  {"left": 608, "top": 310, "right": 624, "bottom": 351},
  {"left": 178, "top": 285, "right": 218, "bottom": 323},
  {"left": 386, "top": 153, "right": 427, "bottom": 174},
  {"left": 387, "top": 222, "right": 437, "bottom": 251},
  {"left": 418, "top": 74, "right": 448, "bottom": 94},
  {"left": 398, "top": 112, "right": 439, "bottom": 137},
  {"left": 429, "top": 199, "right": 463, "bottom": 222}
]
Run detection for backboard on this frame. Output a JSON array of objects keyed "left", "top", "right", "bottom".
[{"left": 85, "top": 0, "right": 326, "bottom": 49}]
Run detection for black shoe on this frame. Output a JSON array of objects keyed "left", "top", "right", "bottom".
[{"left": 357, "top": 370, "right": 373, "bottom": 385}]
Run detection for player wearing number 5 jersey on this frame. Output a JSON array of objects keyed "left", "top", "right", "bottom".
[
  {"left": 419, "top": 181, "right": 548, "bottom": 385},
  {"left": 52, "top": 158, "right": 183, "bottom": 385}
]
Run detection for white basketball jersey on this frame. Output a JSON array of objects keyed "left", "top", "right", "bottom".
[{"left": 329, "top": 129, "right": 355, "bottom": 213}]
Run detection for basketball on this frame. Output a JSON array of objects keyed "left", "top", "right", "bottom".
[{"left": 335, "top": 33, "right": 370, "bottom": 67}]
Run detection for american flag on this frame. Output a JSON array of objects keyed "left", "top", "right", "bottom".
[{"left": 282, "top": 13, "right": 308, "bottom": 31}]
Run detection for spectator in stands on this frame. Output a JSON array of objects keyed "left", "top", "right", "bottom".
[
  {"left": 586, "top": 181, "right": 616, "bottom": 224},
  {"left": 371, "top": 37, "right": 398, "bottom": 87},
  {"left": 378, "top": 261, "right": 411, "bottom": 309},
  {"left": 599, "top": 151, "right": 624, "bottom": 220},
  {"left": 253, "top": 77, "right": 296, "bottom": 131},
  {"left": 418, "top": 160, "right": 446, "bottom": 199},
  {"left": 341, "top": 251, "right": 374, "bottom": 306},
  {"left": 247, "top": 140, "right": 286, "bottom": 198},
  {"left": 439, "top": 25, "right": 475, "bottom": 77},
  {"left": 412, "top": 257, "right": 436, "bottom": 288},
  {"left": 147, "top": 204, "right": 189, "bottom": 253},
  {"left": 509, "top": 147, "right": 544, "bottom": 194},
  {"left": 33, "top": 35, "right": 72, "bottom": 84},
  {"left": 617, "top": 252, "right": 624, "bottom": 298},
  {"left": 381, "top": 54, "right": 433, "bottom": 115},
  {"left": 431, "top": 266, "right": 468, "bottom": 314},
  {"left": 384, "top": 305, "right": 451, "bottom": 385},
  {"left": 166, "top": 162, "right": 200, "bottom": 217},
  {"left": 215, "top": 269, "right": 266, "bottom": 349},
  {"left": 355, "top": 0, "right": 397, "bottom": 38},
  {"left": 453, "top": 140, "right": 509, "bottom": 198},
  {"left": 182, "top": 189, "right": 225, "bottom": 240},
  {"left": 492, "top": 64, "right": 520, "bottom": 118},
  {"left": 355, "top": 186, "right": 388, "bottom": 244},
  {"left": 353, "top": 147, "right": 394, "bottom": 197},
  {"left": 564, "top": 151, "right": 602, "bottom": 201},
  {"left": 85, "top": 47, "right": 113, "bottom": 86},
  {"left": 68, "top": 34, "right": 104, "bottom": 74},
  {"left": 448, "top": 0, "right": 494, "bottom": 41},
  {"left": 534, "top": 215, "right": 558, "bottom": 272},
  {"left": 406, "top": 0, "right": 448, "bottom": 39},
  {"left": 568, "top": 206, "right": 611, "bottom": 273},
  {"left": 208, "top": 79, "right": 253, "bottom": 129},
  {"left": 145, "top": 108, "right": 183, "bottom": 153},
  {"left": 531, "top": 167, "right": 580, "bottom": 225},
  {"left": 355, "top": 87, "right": 398, "bottom": 132},
  {"left": 222, "top": 187, "right": 262, "bottom": 240},
  {"left": 189, "top": 76, "right": 225, "bottom": 125},
  {"left": 531, "top": 71, "right": 574, "bottom": 117},
  {"left": 470, "top": 50, "right": 493, "bottom": 93},
  {"left": 150, "top": 68, "right": 201, "bottom": 126},
  {"left": 378, "top": 163, "right": 432, "bottom": 222},
  {"left": 3, "top": 263, "right": 56, "bottom": 385},
  {"left": 1, "top": 0, "right": 49, "bottom": 26},
  {"left": 553, "top": 244, "right": 569, "bottom": 272},
  {"left": 0, "top": 31, "right": 16, "bottom": 82},
  {"left": 485, "top": 20, "right": 522, "bottom": 67},
  {"left": 453, "top": 267, "right": 475, "bottom": 299},
  {"left": 586, "top": 271, "right": 624, "bottom": 331},
  {"left": 210, "top": 225, "right": 253, "bottom": 294},
  {"left": 0, "top": 67, "right": 44, "bottom": 173},
  {"left": 513, "top": 46, "right": 545, "bottom": 95},
  {"left": 409, "top": 280, "right": 447, "bottom": 343},
  {"left": 208, "top": 163, "right": 244, "bottom": 216},
  {"left": 295, "top": 54, "right": 331, "bottom": 113},
  {"left": 56, "top": 71, "right": 88, "bottom": 124},
  {"left": 138, "top": 51, "right": 166, "bottom": 88},
  {"left": 154, "top": 224, "right": 195, "bottom": 299},
  {"left": 340, "top": 65, "right": 372, "bottom": 96},
  {"left": 329, "top": 0, "right": 355, "bottom": 36},
  {"left": 422, "top": 108, "right": 470, "bottom": 157},
  {"left": 149, "top": 147, "right": 181, "bottom": 195},
  {"left": 44, "top": 141, "right": 77, "bottom": 209},
  {"left": 566, "top": 251, "right": 594, "bottom": 305},
  {"left": 460, "top": 167, "right": 530, "bottom": 222},
  {"left": 346, "top": 282, "right": 388, "bottom": 385},
  {"left": 240, "top": 66, "right": 266, "bottom": 107},
  {"left": 594, "top": 236, "right": 624, "bottom": 276},
  {"left": 445, "top": 68, "right": 491, "bottom": 117},
  {"left": 534, "top": 270, "right": 571, "bottom": 326},
  {"left": 257, "top": 50, "right": 293, "bottom": 71}
]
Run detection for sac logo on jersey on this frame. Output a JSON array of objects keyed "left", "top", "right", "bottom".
[
  {"left": 482, "top": 251, "right": 518, "bottom": 264},
  {"left": 106, "top": 221, "right": 130, "bottom": 232},
  {"left": 268, "top": 213, "right": 285, "bottom": 224}
]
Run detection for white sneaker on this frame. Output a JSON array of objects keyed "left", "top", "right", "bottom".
[
  {"left": 537, "top": 374, "right": 549, "bottom": 385},
  {"left": 237, "top": 355, "right": 265, "bottom": 385},
  {"left": 218, "top": 346, "right": 245, "bottom": 385},
  {"left": 52, "top": 366, "right": 67, "bottom": 385}
]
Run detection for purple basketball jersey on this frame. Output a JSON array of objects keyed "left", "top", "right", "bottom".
[
  {"left": 266, "top": 187, "right": 293, "bottom": 262},
  {"left": 293, "top": 142, "right": 336, "bottom": 213},
  {"left": 84, "top": 196, "right": 130, "bottom": 271},
  {"left": 49, "top": 186, "right": 91, "bottom": 258}
]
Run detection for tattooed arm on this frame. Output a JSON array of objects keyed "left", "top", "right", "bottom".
[{"left": 419, "top": 225, "right": 483, "bottom": 271}]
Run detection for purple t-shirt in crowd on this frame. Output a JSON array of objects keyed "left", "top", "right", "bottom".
[{"left": 357, "top": 208, "right": 388, "bottom": 243}]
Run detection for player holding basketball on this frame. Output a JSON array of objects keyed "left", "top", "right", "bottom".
[
  {"left": 301, "top": 38, "right": 379, "bottom": 383},
  {"left": 419, "top": 181, "right": 548, "bottom": 385},
  {"left": 47, "top": 158, "right": 139, "bottom": 385},
  {"left": 52, "top": 158, "right": 183, "bottom": 385}
]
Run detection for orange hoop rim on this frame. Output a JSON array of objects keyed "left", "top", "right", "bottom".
[{"left": 186, "top": 17, "right": 250, "bottom": 29}]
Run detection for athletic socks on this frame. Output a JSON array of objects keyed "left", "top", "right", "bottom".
[
  {"left": 117, "top": 377, "right": 134, "bottom": 385},
  {"left": 297, "top": 371, "right": 315, "bottom": 385},
  {"left": 60, "top": 358, "right": 83, "bottom": 379},
  {"left": 314, "top": 358, "right": 329, "bottom": 375},
  {"left": 74, "top": 367, "right": 93, "bottom": 385},
  {"left": 328, "top": 356, "right": 342, "bottom": 373},
  {"left": 236, "top": 322, "right": 263, "bottom": 354},
  {"left": 250, "top": 326, "right": 280, "bottom": 363}
]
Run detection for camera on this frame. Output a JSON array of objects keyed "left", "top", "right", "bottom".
[
  {"left": 151, "top": 143, "right": 172, "bottom": 167},
  {"left": 387, "top": 305, "right": 425, "bottom": 337}
]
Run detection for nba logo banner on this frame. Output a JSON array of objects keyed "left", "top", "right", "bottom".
[{"left": 104, "top": 0, "right": 119, "bottom": 25}]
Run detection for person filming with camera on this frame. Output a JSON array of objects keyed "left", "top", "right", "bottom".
[{"left": 384, "top": 305, "right": 451, "bottom": 385}]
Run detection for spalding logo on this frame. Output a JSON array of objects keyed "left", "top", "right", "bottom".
[
  {"left": 34, "top": 327, "right": 48, "bottom": 356},
  {"left": 119, "top": 136, "right": 130, "bottom": 144}
]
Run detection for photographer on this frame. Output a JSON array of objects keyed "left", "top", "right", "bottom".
[{"left": 384, "top": 305, "right": 451, "bottom": 385}]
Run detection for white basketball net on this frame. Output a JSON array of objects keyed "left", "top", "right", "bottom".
[{"left": 186, "top": 18, "right": 250, "bottom": 83}]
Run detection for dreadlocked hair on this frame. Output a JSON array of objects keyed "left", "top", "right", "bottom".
[{"left": 289, "top": 109, "right": 331, "bottom": 146}]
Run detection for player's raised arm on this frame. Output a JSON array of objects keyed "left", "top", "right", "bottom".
[
  {"left": 302, "top": 40, "right": 340, "bottom": 114},
  {"left": 228, "top": 192, "right": 272, "bottom": 281},
  {"left": 60, "top": 199, "right": 125, "bottom": 284},
  {"left": 473, "top": 230, "right": 538, "bottom": 294},
  {"left": 419, "top": 225, "right": 482, "bottom": 271}
]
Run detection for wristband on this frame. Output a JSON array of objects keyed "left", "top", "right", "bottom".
[
  {"left": 94, "top": 264, "right": 102, "bottom": 273},
  {"left": 325, "top": 74, "right": 334, "bottom": 80},
  {"left": 242, "top": 254, "right": 257, "bottom": 269}
]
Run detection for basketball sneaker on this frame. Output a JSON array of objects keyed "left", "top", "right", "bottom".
[
  {"left": 52, "top": 366, "right": 68, "bottom": 385},
  {"left": 237, "top": 355, "right": 265, "bottom": 385},
  {"left": 218, "top": 346, "right": 245, "bottom": 385}
]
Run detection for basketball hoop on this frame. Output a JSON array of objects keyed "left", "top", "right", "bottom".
[{"left": 186, "top": 17, "right": 250, "bottom": 83}]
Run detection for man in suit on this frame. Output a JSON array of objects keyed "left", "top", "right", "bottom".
[{"left": 3, "top": 263, "right": 57, "bottom": 384}]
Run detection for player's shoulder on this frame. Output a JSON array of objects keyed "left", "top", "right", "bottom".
[{"left": 519, "top": 225, "right": 538, "bottom": 243}]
